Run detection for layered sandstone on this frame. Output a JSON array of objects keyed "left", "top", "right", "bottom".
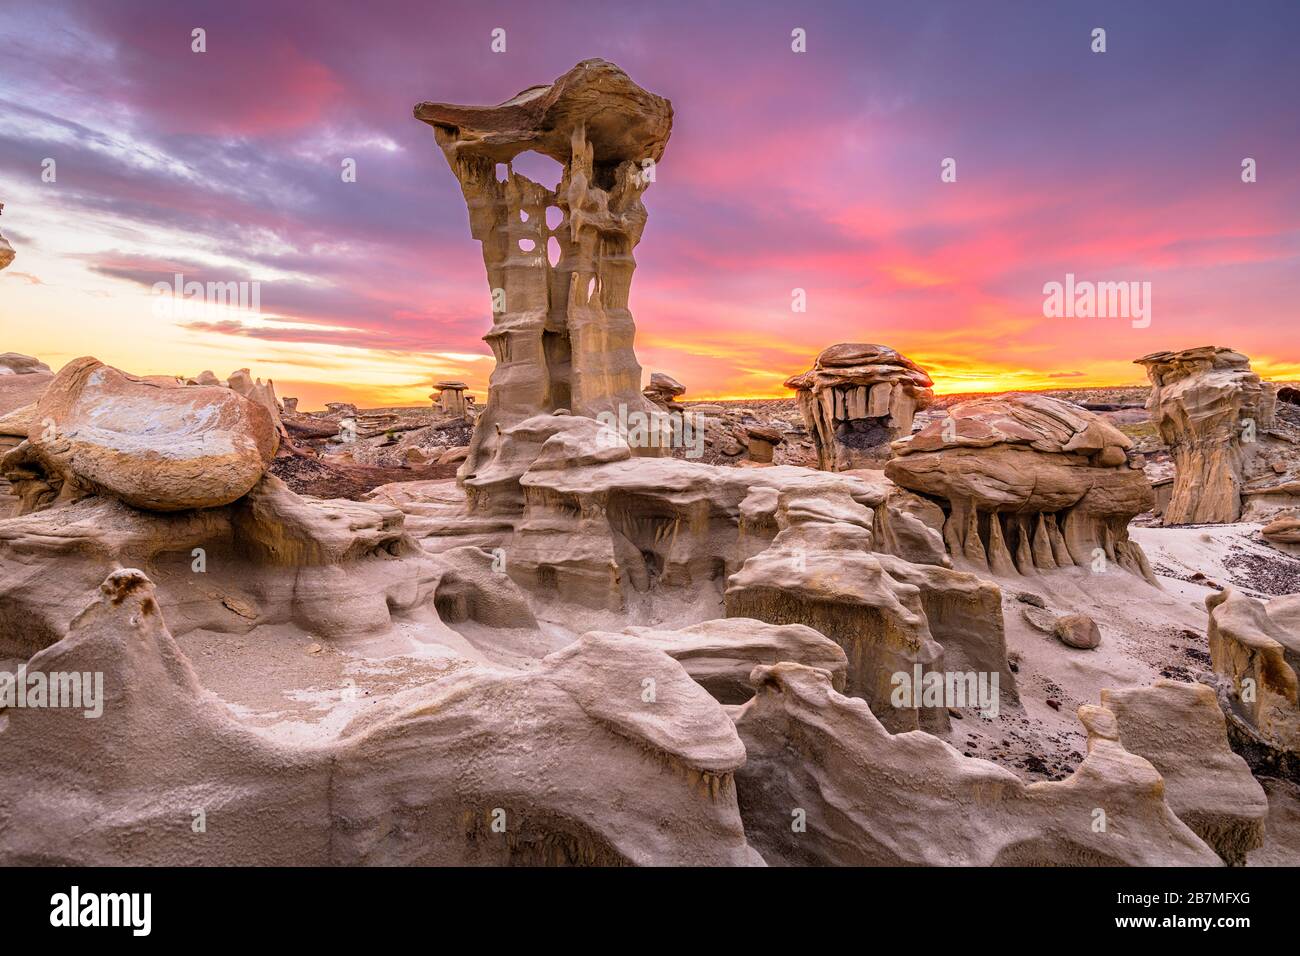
[
  {"left": 0, "top": 570, "right": 758, "bottom": 865},
  {"left": 886, "top": 393, "right": 1156, "bottom": 581},
  {"left": 2, "top": 357, "right": 278, "bottom": 512},
  {"left": 1102, "top": 679, "right": 1267, "bottom": 865},
  {"left": 785, "top": 343, "right": 934, "bottom": 470},
  {"left": 1136, "top": 347, "right": 1270, "bottom": 524},
  {"left": 416, "top": 60, "right": 672, "bottom": 486}
]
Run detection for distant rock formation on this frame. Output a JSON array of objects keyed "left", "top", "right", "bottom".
[
  {"left": 643, "top": 372, "right": 686, "bottom": 409},
  {"left": 0, "top": 353, "right": 48, "bottom": 376},
  {"left": 785, "top": 343, "right": 934, "bottom": 471},
  {"left": 886, "top": 393, "right": 1156, "bottom": 581},
  {"left": 432, "top": 380, "right": 469, "bottom": 417},
  {"left": 416, "top": 60, "right": 672, "bottom": 486},
  {"left": 1136, "top": 347, "right": 1279, "bottom": 524}
]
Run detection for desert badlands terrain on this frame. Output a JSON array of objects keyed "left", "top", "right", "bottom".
[{"left": 0, "top": 60, "right": 1297, "bottom": 868}]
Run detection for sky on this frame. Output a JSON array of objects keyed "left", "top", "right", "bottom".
[{"left": 1, "top": 0, "right": 1297, "bottom": 409}]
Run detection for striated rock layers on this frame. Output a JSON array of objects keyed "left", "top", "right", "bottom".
[
  {"left": 785, "top": 343, "right": 934, "bottom": 471},
  {"left": 885, "top": 393, "right": 1156, "bottom": 582},
  {"left": 416, "top": 60, "right": 672, "bottom": 487},
  {"left": 1135, "top": 346, "right": 1286, "bottom": 524},
  {"left": 403, "top": 410, "right": 1014, "bottom": 733},
  {"left": 1, "top": 357, "right": 278, "bottom": 512}
]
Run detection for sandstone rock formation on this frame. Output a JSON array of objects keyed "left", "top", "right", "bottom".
[
  {"left": 0, "top": 354, "right": 54, "bottom": 516},
  {"left": 0, "top": 569, "right": 759, "bottom": 865},
  {"left": 732, "top": 662, "right": 1221, "bottom": 865},
  {"left": 1263, "top": 513, "right": 1300, "bottom": 553},
  {"left": 225, "top": 367, "right": 284, "bottom": 435},
  {"left": 416, "top": 60, "right": 672, "bottom": 485},
  {"left": 390, "top": 410, "right": 1012, "bottom": 733},
  {"left": 432, "top": 380, "right": 469, "bottom": 417},
  {"left": 886, "top": 393, "right": 1156, "bottom": 582},
  {"left": 1102, "top": 679, "right": 1268, "bottom": 865},
  {"left": 3, "top": 59, "right": 1291, "bottom": 872},
  {"left": 1, "top": 357, "right": 278, "bottom": 512},
  {"left": 1135, "top": 347, "right": 1290, "bottom": 524},
  {"left": 785, "top": 343, "right": 934, "bottom": 470},
  {"left": 0, "top": 353, "right": 49, "bottom": 377},
  {"left": 604, "top": 618, "right": 848, "bottom": 703},
  {"left": 1206, "top": 587, "right": 1300, "bottom": 780},
  {"left": 1055, "top": 612, "right": 1102, "bottom": 649},
  {"left": 643, "top": 371, "right": 686, "bottom": 409}
]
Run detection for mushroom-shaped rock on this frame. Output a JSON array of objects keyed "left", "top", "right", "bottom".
[
  {"left": 885, "top": 393, "right": 1155, "bottom": 581},
  {"left": 785, "top": 343, "right": 934, "bottom": 471},
  {"left": 432, "top": 380, "right": 469, "bottom": 417},
  {"left": 4, "top": 356, "right": 278, "bottom": 512},
  {"left": 416, "top": 60, "right": 672, "bottom": 487}
]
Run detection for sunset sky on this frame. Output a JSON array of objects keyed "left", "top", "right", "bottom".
[{"left": 1, "top": 0, "right": 1297, "bottom": 409}]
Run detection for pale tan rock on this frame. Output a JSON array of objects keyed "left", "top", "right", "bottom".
[
  {"left": 433, "top": 381, "right": 468, "bottom": 417},
  {"left": 3, "top": 357, "right": 278, "bottom": 512},
  {"left": 1206, "top": 587, "right": 1300, "bottom": 772},
  {"left": 1102, "top": 679, "right": 1267, "bottom": 865},
  {"left": 0, "top": 569, "right": 759, "bottom": 865},
  {"left": 416, "top": 59, "right": 671, "bottom": 484},
  {"left": 1054, "top": 612, "right": 1102, "bottom": 649},
  {"left": 606, "top": 618, "right": 848, "bottom": 703},
  {"left": 0, "top": 474, "right": 509, "bottom": 652},
  {"left": 1262, "top": 513, "right": 1300, "bottom": 549},
  {"left": 226, "top": 368, "right": 283, "bottom": 434},
  {"left": 733, "top": 662, "right": 1221, "bottom": 865},
  {"left": 438, "top": 445, "right": 469, "bottom": 465},
  {"left": 886, "top": 393, "right": 1155, "bottom": 582},
  {"left": 1135, "top": 347, "right": 1269, "bottom": 524},
  {"left": 785, "top": 343, "right": 934, "bottom": 471}
]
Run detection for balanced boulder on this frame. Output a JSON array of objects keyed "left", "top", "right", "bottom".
[{"left": 5, "top": 357, "right": 278, "bottom": 512}]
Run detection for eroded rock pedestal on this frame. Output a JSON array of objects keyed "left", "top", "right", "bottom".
[
  {"left": 416, "top": 60, "right": 671, "bottom": 487},
  {"left": 1136, "top": 347, "right": 1275, "bottom": 524},
  {"left": 785, "top": 343, "right": 934, "bottom": 471},
  {"left": 885, "top": 393, "right": 1156, "bottom": 581}
]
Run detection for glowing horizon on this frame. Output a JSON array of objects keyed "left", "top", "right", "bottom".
[{"left": 2, "top": 1, "right": 1298, "bottom": 408}]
